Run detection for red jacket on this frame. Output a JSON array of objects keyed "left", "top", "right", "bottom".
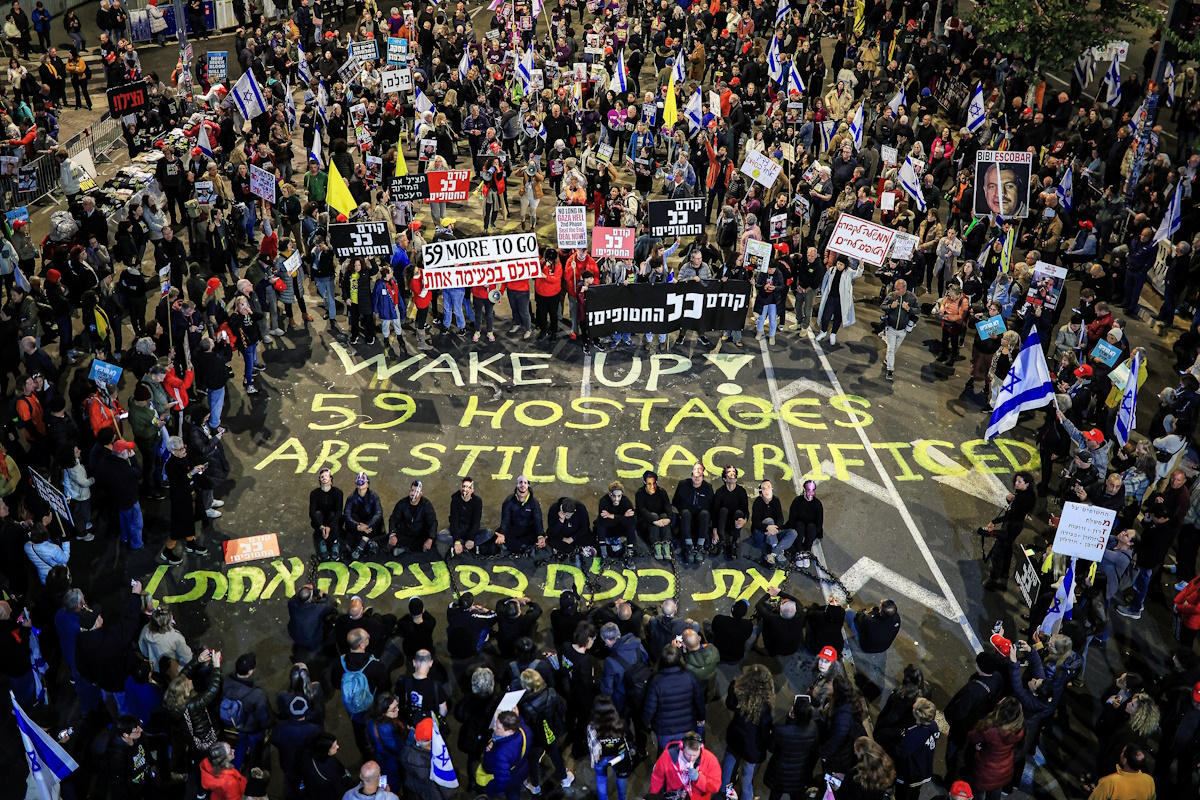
[
  {"left": 535, "top": 260, "right": 562, "bottom": 297},
  {"left": 1086, "top": 311, "right": 1114, "bottom": 345},
  {"left": 966, "top": 726, "right": 1024, "bottom": 791},
  {"left": 1176, "top": 578, "right": 1200, "bottom": 631},
  {"left": 163, "top": 369, "right": 194, "bottom": 412},
  {"left": 649, "top": 742, "right": 722, "bottom": 800},
  {"left": 410, "top": 274, "right": 431, "bottom": 308},
  {"left": 200, "top": 761, "right": 247, "bottom": 800},
  {"left": 563, "top": 254, "right": 599, "bottom": 297}
]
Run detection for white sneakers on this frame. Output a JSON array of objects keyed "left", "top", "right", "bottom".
[
  {"left": 830, "top": 333, "right": 837, "bottom": 344},
  {"left": 206, "top": 508, "right": 222, "bottom": 518},
  {"left": 815, "top": 331, "right": 827, "bottom": 341}
]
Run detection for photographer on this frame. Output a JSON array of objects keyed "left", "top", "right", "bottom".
[
  {"left": 286, "top": 584, "right": 335, "bottom": 664},
  {"left": 976, "top": 472, "right": 1037, "bottom": 592},
  {"left": 754, "top": 586, "right": 805, "bottom": 658}
]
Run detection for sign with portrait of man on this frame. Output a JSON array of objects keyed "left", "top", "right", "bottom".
[{"left": 974, "top": 151, "right": 1033, "bottom": 219}]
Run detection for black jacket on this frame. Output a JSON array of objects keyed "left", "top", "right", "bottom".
[
  {"left": 388, "top": 497, "right": 437, "bottom": 549},
  {"left": 309, "top": 486, "right": 345, "bottom": 533},
  {"left": 755, "top": 592, "right": 804, "bottom": 657},
  {"left": 221, "top": 674, "right": 271, "bottom": 734},
  {"left": 447, "top": 491, "right": 483, "bottom": 539},
  {"left": 724, "top": 683, "right": 773, "bottom": 763},
  {"left": 165, "top": 657, "right": 223, "bottom": 746},
  {"left": 763, "top": 718, "right": 819, "bottom": 793},
  {"left": 643, "top": 665, "right": 705, "bottom": 735},
  {"left": 107, "top": 737, "right": 150, "bottom": 800},
  {"left": 671, "top": 479, "right": 714, "bottom": 517},
  {"left": 287, "top": 593, "right": 334, "bottom": 651},
  {"left": 853, "top": 608, "right": 902, "bottom": 654},
  {"left": 193, "top": 346, "right": 232, "bottom": 390},
  {"left": 77, "top": 595, "right": 142, "bottom": 692},
  {"left": 301, "top": 753, "right": 355, "bottom": 800}
]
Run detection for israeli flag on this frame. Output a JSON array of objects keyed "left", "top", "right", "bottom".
[
  {"left": 230, "top": 69, "right": 269, "bottom": 120},
  {"left": 787, "top": 61, "right": 805, "bottom": 96},
  {"left": 298, "top": 45, "right": 312, "bottom": 84},
  {"left": 284, "top": 88, "right": 297, "bottom": 127},
  {"left": 966, "top": 83, "right": 986, "bottom": 132},
  {"left": 310, "top": 132, "right": 322, "bottom": 163},
  {"left": 1039, "top": 558, "right": 1076, "bottom": 635},
  {"left": 818, "top": 120, "right": 836, "bottom": 152},
  {"left": 429, "top": 718, "right": 459, "bottom": 788},
  {"left": 1154, "top": 181, "right": 1183, "bottom": 244},
  {"left": 609, "top": 50, "right": 627, "bottom": 93},
  {"left": 197, "top": 127, "right": 215, "bottom": 157},
  {"left": 887, "top": 88, "right": 904, "bottom": 115},
  {"left": 415, "top": 86, "right": 436, "bottom": 117},
  {"left": 457, "top": 45, "right": 471, "bottom": 83},
  {"left": 13, "top": 691, "right": 78, "bottom": 800},
  {"left": 671, "top": 53, "right": 686, "bottom": 86},
  {"left": 1164, "top": 61, "right": 1176, "bottom": 107},
  {"left": 1127, "top": 100, "right": 1147, "bottom": 135},
  {"left": 538, "top": 119, "right": 547, "bottom": 140},
  {"left": 1104, "top": 57, "right": 1121, "bottom": 105},
  {"left": 986, "top": 329, "right": 1055, "bottom": 440},
  {"left": 532, "top": 0, "right": 543, "bottom": 17},
  {"left": 1114, "top": 349, "right": 1142, "bottom": 446},
  {"left": 775, "top": 0, "right": 789, "bottom": 24},
  {"left": 14, "top": 266, "right": 31, "bottom": 293},
  {"left": 316, "top": 81, "right": 329, "bottom": 125},
  {"left": 767, "top": 38, "right": 783, "bottom": 84},
  {"left": 684, "top": 89, "right": 703, "bottom": 133},
  {"left": 849, "top": 103, "right": 864, "bottom": 150},
  {"left": 897, "top": 155, "right": 926, "bottom": 212},
  {"left": 1073, "top": 50, "right": 1096, "bottom": 88},
  {"left": 517, "top": 45, "right": 534, "bottom": 87},
  {"left": 1056, "top": 165, "right": 1073, "bottom": 213}
]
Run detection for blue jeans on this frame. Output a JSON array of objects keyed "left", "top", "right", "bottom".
[
  {"left": 510, "top": 290, "right": 532, "bottom": 331},
  {"left": 594, "top": 758, "right": 627, "bottom": 800},
  {"left": 443, "top": 288, "right": 467, "bottom": 328},
  {"left": 234, "top": 730, "right": 266, "bottom": 770},
  {"left": 118, "top": 503, "right": 144, "bottom": 550},
  {"left": 207, "top": 386, "right": 226, "bottom": 429},
  {"left": 243, "top": 201, "right": 258, "bottom": 243},
  {"left": 243, "top": 344, "right": 258, "bottom": 386},
  {"left": 757, "top": 304, "right": 778, "bottom": 336},
  {"left": 1129, "top": 563, "right": 1157, "bottom": 612},
  {"left": 720, "top": 751, "right": 757, "bottom": 800},
  {"left": 751, "top": 527, "right": 797, "bottom": 558},
  {"left": 1123, "top": 270, "right": 1148, "bottom": 312},
  {"left": 316, "top": 276, "right": 337, "bottom": 321}
]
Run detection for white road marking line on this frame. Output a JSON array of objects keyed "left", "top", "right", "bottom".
[
  {"left": 580, "top": 352, "right": 591, "bottom": 398},
  {"left": 776, "top": 376, "right": 836, "bottom": 400},
  {"left": 805, "top": 332, "right": 984, "bottom": 652},
  {"left": 838, "top": 557, "right": 961, "bottom": 620},
  {"left": 911, "top": 439, "right": 1011, "bottom": 507},
  {"left": 816, "top": 459, "right": 895, "bottom": 507}
]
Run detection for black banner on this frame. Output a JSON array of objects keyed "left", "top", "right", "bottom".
[
  {"left": 647, "top": 198, "right": 706, "bottom": 237},
  {"left": 107, "top": 83, "right": 149, "bottom": 116},
  {"left": 386, "top": 173, "right": 429, "bottom": 202},
  {"left": 585, "top": 280, "right": 751, "bottom": 335},
  {"left": 330, "top": 221, "right": 393, "bottom": 258}
]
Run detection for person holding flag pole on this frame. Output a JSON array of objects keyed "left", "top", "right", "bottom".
[{"left": 13, "top": 690, "right": 80, "bottom": 800}]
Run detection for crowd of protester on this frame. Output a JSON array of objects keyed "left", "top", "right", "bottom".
[{"left": 0, "top": 0, "right": 1199, "bottom": 797}]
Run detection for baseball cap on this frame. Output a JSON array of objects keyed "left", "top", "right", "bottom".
[
  {"left": 113, "top": 440, "right": 137, "bottom": 455},
  {"left": 1073, "top": 364, "right": 1093, "bottom": 378},
  {"left": 415, "top": 717, "right": 434, "bottom": 743},
  {"left": 1192, "top": 682, "right": 1200, "bottom": 703},
  {"left": 1076, "top": 450, "right": 1094, "bottom": 465},
  {"left": 206, "top": 277, "right": 222, "bottom": 294},
  {"left": 410, "top": 220, "right": 422, "bottom": 231},
  {"left": 817, "top": 645, "right": 838, "bottom": 663},
  {"left": 1082, "top": 428, "right": 1105, "bottom": 444},
  {"left": 442, "top": 217, "right": 457, "bottom": 226},
  {"left": 949, "top": 781, "right": 974, "bottom": 799},
  {"left": 989, "top": 633, "right": 1011, "bottom": 657},
  {"left": 355, "top": 471, "right": 369, "bottom": 487}
]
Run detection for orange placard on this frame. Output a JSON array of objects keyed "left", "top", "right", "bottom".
[{"left": 223, "top": 533, "right": 282, "bottom": 564}]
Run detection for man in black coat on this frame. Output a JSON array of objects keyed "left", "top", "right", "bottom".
[
  {"left": 76, "top": 581, "right": 144, "bottom": 703},
  {"left": 222, "top": 653, "right": 272, "bottom": 769},
  {"left": 78, "top": 196, "right": 109, "bottom": 247},
  {"left": 671, "top": 463, "right": 714, "bottom": 563},
  {"left": 943, "top": 652, "right": 1007, "bottom": 774},
  {"left": 849, "top": 600, "right": 902, "bottom": 697},
  {"left": 755, "top": 586, "right": 805, "bottom": 657},
  {"left": 286, "top": 584, "right": 334, "bottom": 662},
  {"left": 107, "top": 714, "right": 150, "bottom": 800},
  {"left": 387, "top": 480, "right": 438, "bottom": 556}
]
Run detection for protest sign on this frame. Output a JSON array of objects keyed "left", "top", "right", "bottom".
[
  {"left": 207, "top": 52, "right": 228, "bottom": 82},
  {"left": 1015, "top": 546, "right": 1039, "bottom": 609},
  {"left": 194, "top": 180, "right": 216, "bottom": 206},
  {"left": 974, "top": 150, "right": 1034, "bottom": 218},
  {"left": 387, "top": 37, "right": 408, "bottom": 64},
  {"left": 881, "top": 145, "right": 898, "bottom": 165},
  {"left": 422, "top": 233, "right": 542, "bottom": 290},
  {"left": 380, "top": 68, "right": 411, "bottom": 93},
  {"left": 425, "top": 170, "right": 472, "bottom": 202},
  {"left": 387, "top": 173, "right": 429, "bottom": 202},
  {"left": 5, "top": 207, "right": 29, "bottom": 225},
  {"left": 330, "top": 221, "right": 394, "bottom": 258},
  {"left": 1091, "top": 339, "right": 1121, "bottom": 368},
  {"left": 224, "top": 533, "right": 283, "bottom": 564},
  {"left": 351, "top": 40, "right": 378, "bottom": 64},
  {"left": 555, "top": 206, "right": 588, "bottom": 249},
  {"left": 1026, "top": 261, "right": 1068, "bottom": 309},
  {"left": 976, "top": 316, "right": 1005, "bottom": 340},
  {"left": 89, "top": 359, "right": 123, "bottom": 386},
  {"left": 585, "top": 281, "right": 751, "bottom": 336},
  {"left": 591, "top": 227, "right": 635, "bottom": 259},
  {"left": 743, "top": 239, "right": 772, "bottom": 272},
  {"left": 740, "top": 151, "right": 783, "bottom": 188},
  {"left": 647, "top": 198, "right": 706, "bottom": 237},
  {"left": 827, "top": 214, "right": 897, "bottom": 267},
  {"left": 1052, "top": 502, "right": 1117, "bottom": 561},
  {"left": 249, "top": 164, "right": 276, "bottom": 204},
  {"left": 107, "top": 83, "right": 149, "bottom": 116},
  {"left": 284, "top": 251, "right": 303, "bottom": 276},
  {"left": 29, "top": 469, "right": 73, "bottom": 526},
  {"left": 888, "top": 232, "right": 918, "bottom": 260}
]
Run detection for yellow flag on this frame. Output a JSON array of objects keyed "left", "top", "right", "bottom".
[
  {"left": 327, "top": 160, "right": 357, "bottom": 218},
  {"left": 663, "top": 75, "right": 678, "bottom": 129},
  {"left": 853, "top": 0, "right": 865, "bottom": 37},
  {"left": 396, "top": 148, "right": 408, "bottom": 177}
]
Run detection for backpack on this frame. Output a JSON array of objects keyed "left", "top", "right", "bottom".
[
  {"left": 341, "top": 654, "right": 377, "bottom": 715},
  {"left": 219, "top": 697, "right": 246, "bottom": 731},
  {"left": 611, "top": 649, "right": 652, "bottom": 708}
]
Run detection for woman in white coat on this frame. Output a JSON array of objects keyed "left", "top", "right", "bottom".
[{"left": 815, "top": 257, "right": 864, "bottom": 345}]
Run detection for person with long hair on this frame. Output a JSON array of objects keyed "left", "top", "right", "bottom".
[
  {"left": 365, "top": 692, "right": 407, "bottom": 791},
  {"left": 966, "top": 696, "right": 1025, "bottom": 800},
  {"left": 201, "top": 741, "right": 247, "bottom": 800},
  {"left": 278, "top": 662, "right": 326, "bottom": 729},
  {"left": 587, "top": 695, "right": 632, "bottom": 800},
  {"left": 835, "top": 736, "right": 895, "bottom": 799},
  {"left": 721, "top": 663, "right": 775, "bottom": 800},
  {"left": 164, "top": 650, "right": 223, "bottom": 791},
  {"left": 1089, "top": 688, "right": 1159, "bottom": 789},
  {"left": 978, "top": 471, "right": 1037, "bottom": 591},
  {"left": 873, "top": 665, "right": 931, "bottom": 756},
  {"left": 138, "top": 603, "right": 192, "bottom": 677},
  {"left": 818, "top": 674, "right": 869, "bottom": 775}
]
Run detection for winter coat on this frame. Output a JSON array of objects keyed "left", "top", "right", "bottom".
[
  {"left": 479, "top": 722, "right": 532, "bottom": 791},
  {"left": 221, "top": 674, "right": 271, "bottom": 734},
  {"left": 166, "top": 656, "right": 224, "bottom": 747},
  {"left": 817, "top": 262, "right": 865, "bottom": 328},
  {"left": 402, "top": 744, "right": 456, "bottom": 800},
  {"left": 76, "top": 595, "right": 141, "bottom": 692},
  {"left": 200, "top": 760, "right": 247, "bottom": 800},
  {"left": 1175, "top": 577, "right": 1200, "bottom": 631},
  {"left": 763, "top": 719, "right": 820, "bottom": 794},
  {"left": 966, "top": 725, "right": 1024, "bottom": 791},
  {"left": 24, "top": 540, "right": 69, "bottom": 584},
  {"left": 643, "top": 665, "right": 705, "bottom": 736},
  {"left": 649, "top": 741, "right": 723, "bottom": 800},
  {"left": 724, "top": 683, "right": 773, "bottom": 763}
]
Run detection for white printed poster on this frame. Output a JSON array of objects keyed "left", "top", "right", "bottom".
[
  {"left": 555, "top": 206, "right": 588, "bottom": 249},
  {"left": 249, "top": 164, "right": 276, "bottom": 204},
  {"left": 740, "top": 150, "right": 783, "bottom": 189}
]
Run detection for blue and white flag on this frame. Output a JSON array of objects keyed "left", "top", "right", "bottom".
[
  {"left": 284, "top": 88, "right": 297, "bottom": 128},
  {"left": 196, "top": 126, "right": 215, "bottom": 157},
  {"left": 1114, "top": 349, "right": 1142, "bottom": 446},
  {"left": 1073, "top": 50, "right": 1096, "bottom": 88},
  {"left": 310, "top": 132, "right": 322, "bottom": 163},
  {"left": 671, "top": 52, "right": 686, "bottom": 86},
  {"left": 1104, "top": 57, "right": 1121, "bottom": 105},
  {"left": 775, "top": 0, "right": 789, "bottom": 24},
  {"left": 532, "top": 0, "right": 544, "bottom": 18},
  {"left": 517, "top": 45, "right": 534, "bottom": 87},
  {"left": 966, "top": 82, "right": 986, "bottom": 132},
  {"left": 1154, "top": 181, "right": 1183, "bottom": 244},
  {"left": 888, "top": 89, "right": 904, "bottom": 115},
  {"left": 13, "top": 691, "right": 78, "bottom": 800},
  {"left": 538, "top": 119, "right": 547, "bottom": 140},
  {"left": 1127, "top": 100, "right": 1148, "bottom": 136},
  {"left": 609, "top": 49, "right": 627, "bottom": 93},
  {"left": 14, "top": 266, "right": 31, "bottom": 293},
  {"left": 297, "top": 45, "right": 312, "bottom": 84},
  {"left": 787, "top": 61, "right": 805, "bottom": 96},
  {"left": 1164, "top": 61, "right": 1176, "bottom": 107},
  {"left": 684, "top": 89, "right": 703, "bottom": 133},
  {"left": 766, "top": 38, "right": 783, "bottom": 84},
  {"left": 230, "top": 69, "right": 269, "bottom": 120},
  {"left": 986, "top": 329, "right": 1055, "bottom": 440},
  {"left": 1056, "top": 165, "right": 1073, "bottom": 213},
  {"left": 818, "top": 120, "right": 837, "bottom": 152},
  {"left": 1040, "top": 558, "right": 1076, "bottom": 635},
  {"left": 849, "top": 103, "right": 864, "bottom": 150},
  {"left": 429, "top": 718, "right": 459, "bottom": 788},
  {"left": 414, "top": 86, "right": 436, "bottom": 117},
  {"left": 316, "top": 80, "right": 329, "bottom": 125},
  {"left": 457, "top": 45, "right": 471, "bottom": 83},
  {"left": 897, "top": 155, "right": 926, "bottom": 212}
]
